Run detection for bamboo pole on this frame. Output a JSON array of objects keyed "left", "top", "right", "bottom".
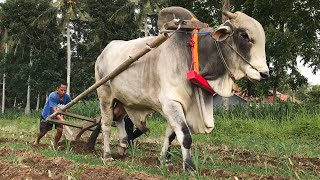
[{"left": 48, "top": 33, "right": 169, "bottom": 120}]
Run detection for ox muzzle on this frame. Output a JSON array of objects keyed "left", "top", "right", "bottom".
[{"left": 259, "top": 71, "right": 270, "bottom": 80}]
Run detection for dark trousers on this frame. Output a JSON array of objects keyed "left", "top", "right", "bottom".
[{"left": 124, "top": 116, "right": 143, "bottom": 142}]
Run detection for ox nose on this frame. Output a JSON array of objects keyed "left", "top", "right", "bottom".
[{"left": 259, "top": 71, "right": 270, "bottom": 80}]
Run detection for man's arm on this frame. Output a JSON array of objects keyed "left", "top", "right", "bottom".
[{"left": 52, "top": 106, "right": 64, "bottom": 121}]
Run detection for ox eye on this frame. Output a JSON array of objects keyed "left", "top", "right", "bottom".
[{"left": 240, "top": 32, "right": 250, "bottom": 41}]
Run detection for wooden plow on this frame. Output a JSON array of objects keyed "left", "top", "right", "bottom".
[{"left": 45, "top": 19, "right": 209, "bottom": 148}]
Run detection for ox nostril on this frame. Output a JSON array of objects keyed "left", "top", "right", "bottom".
[{"left": 259, "top": 71, "right": 270, "bottom": 79}]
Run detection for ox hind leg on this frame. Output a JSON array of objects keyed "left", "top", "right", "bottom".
[
  {"left": 161, "top": 101, "right": 195, "bottom": 171},
  {"left": 97, "top": 86, "right": 128, "bottom": 161},
  {"left": 160, "top": 125, "right": 176, "bottom": 166}
]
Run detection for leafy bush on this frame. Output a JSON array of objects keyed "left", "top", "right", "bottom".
[
  {"left": 0, "top": 108, "right": 39, "bottom": 120},
  {"left": 68, "top": 100, "right": 100, "bottom": 118},
  {"left": 213, "top": 101, "right": 319, "bottom": 121}
]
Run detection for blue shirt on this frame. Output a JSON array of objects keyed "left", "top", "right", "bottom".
[{"left": 42, "top": 91, "right": 71, "bottom": 119}]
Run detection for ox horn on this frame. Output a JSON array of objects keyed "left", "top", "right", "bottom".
[{"left": 222, "top": 11, "right": 238, "bottom": 19}]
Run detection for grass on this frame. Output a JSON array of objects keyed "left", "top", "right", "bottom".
[{"left": 0, "top": 101, "right": 319, "bottom": 179}]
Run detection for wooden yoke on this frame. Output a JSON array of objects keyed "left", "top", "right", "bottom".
[{"left": 164, "top": 20, "right": 209, "bottom": 31}]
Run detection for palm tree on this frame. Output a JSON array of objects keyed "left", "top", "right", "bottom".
[
  {"left": 25, "top": 47, "right": 32, "bottom": 114},
  {"left": 0, "top": 21, "right": 9, "bottom": 114},
  {"left": 11, "top": 25, "right": 35, "bottom": 114},
  {"left": 1, "top": 0, "right": 61, "bottom": 114},
  {"left": 0, "top": 1, "right": 22, "bottom": 113},
  {"left": 0, "top": 45, "right": 7, "bottom": 114},
  {"left": 109, "top": 0, "right": 160, "bottom": 37},
  {"left": 0, "top": 29, "right": 13, "bottom": 114},
  {"left": 0, "top": 33, "right": 5, "bottom": 114},
  {"left": 33, "top": 0, "right": 91, "bottom": 94}
]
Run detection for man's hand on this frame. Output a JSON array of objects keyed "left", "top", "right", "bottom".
[
  {"left": 56, "top": 114, "right": 65, "bottom": 121},
  {"left": 53, "top": 106, "right": 65, "bottom": 121}
]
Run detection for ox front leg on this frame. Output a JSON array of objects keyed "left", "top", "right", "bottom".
[
  {"left": 160, "top": 125, "right": 176, "bottom": 167},
  {"left": 98, "top": 99, "right": 114, "bottom": 162},
  {"left": 101, "top": 116, "right": 113, "bottom": 162},
  {"left": 162, "top": 101, "right": 195, "bottom": 171}
]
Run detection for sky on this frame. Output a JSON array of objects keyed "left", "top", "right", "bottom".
[{"left": 297, "top": 59, "right": 320, "bottom": 85}]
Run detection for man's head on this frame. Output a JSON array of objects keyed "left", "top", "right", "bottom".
[{"left": 56, "top": 80, "right": 68, "bottom": 97}]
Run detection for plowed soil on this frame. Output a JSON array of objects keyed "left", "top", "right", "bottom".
[{"left": 0, "top": 133, "right": 319, "bottom": 179}]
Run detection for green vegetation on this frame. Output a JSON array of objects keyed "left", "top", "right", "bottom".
[
  {"left": 0, "top": 0, "right": 319, "bottom": 111},
  {"left": 0, "top": 101, "right": 319, "bottom": 179}
]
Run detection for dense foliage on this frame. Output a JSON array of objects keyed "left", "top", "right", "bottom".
[{"left": 0, "top": 0, "right": 319, "bottom": 111}]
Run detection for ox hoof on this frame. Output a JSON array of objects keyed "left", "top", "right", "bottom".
[
  {"left": 165, "top": 160, "right": 174, "bottom": 171},
  {"left": 103, "top": 152, "right": 114, "bottom": 162},
  {"left": 103, "top": 157, "right": 114, "bottom": 163},
  {"left": 166, "top": 165, "right": 174, "bottom": 172},
  {"left": 165, "top": 160, "right": 173, "bottom": 167},
  {"left": 117, "top": 146, "right": 126, "bottom": 156},
  {"left": 184, "top": 159, "right": 196, "bottom": 172}
]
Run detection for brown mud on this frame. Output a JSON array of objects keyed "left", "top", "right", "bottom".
[{"left": 0, "top": 133, "right": 319, "bottom": 179}]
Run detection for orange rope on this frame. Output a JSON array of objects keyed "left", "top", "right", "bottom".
[
  {"left": 191, "top": 17, "right": 200, "bottom": 73},
  {"left": 192, "top": 29, "right": 199, "bottom": 72}
]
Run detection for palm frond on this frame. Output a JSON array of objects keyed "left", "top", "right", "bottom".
[
  {"left": 143, "top": 0, "right": 154, "bottom": 15},
  {"left": 57, "top": 15, "right": 69, "bottom": 32},
  {"left": 32, "top": 7, "right": 58, "bottom": 29},
  {"left": 73, "top": 3, "right": 92, "bottom": 22},
  {"left": 68, "top": 5, "right": 77, "bottom": 20},
  {"left": 79, "top": 11, "right": 92, "bottom": 22},
  {"left": 108, "top": 3, "right": 135, "bottom": 24},
  {"left": 52, "top": 0, "right": 65, "bottom": 8},
  {"left": 129, "top": 0, "right": 140, "bottom": 5}
]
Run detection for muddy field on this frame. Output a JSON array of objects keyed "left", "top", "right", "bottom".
[{"left": 1, "top": 132, "right": 319, "bottom": 180}]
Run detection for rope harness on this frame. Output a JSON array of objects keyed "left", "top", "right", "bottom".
[
  {"left": 187, "top": 17, "right": 215, "bottom": 94},
  {"left": 161, "top": 18, "right": 258, "bottom": 94}
]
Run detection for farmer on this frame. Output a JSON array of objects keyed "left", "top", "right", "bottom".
[
  {"left": 113, "top": 102, "right": 144, "bottom": 145},
  {"left": 124, "top": 115, "right": 143, "bottom": 145},
  {"left": 34, "top": 80, "right": 71, "bottom": 146}
]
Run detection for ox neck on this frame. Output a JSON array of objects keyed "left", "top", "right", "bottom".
[
  {"left": 196, "top": 29, "right": 232, "bottom": 81},
  {"left": 175, "top": 26, "right": 259, "bottom": 81}
]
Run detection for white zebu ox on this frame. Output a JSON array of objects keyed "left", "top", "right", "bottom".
[{"left": 95, "top": 7, "right": 269, "bottom": 170}]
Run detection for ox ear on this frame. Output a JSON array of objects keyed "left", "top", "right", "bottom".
[{"left": 212, "top": 21, "right": 234, "bottom": 41}]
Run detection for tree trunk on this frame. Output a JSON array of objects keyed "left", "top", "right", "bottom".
[
  {"left": 2, "top": 44, "right": 7, "bottom": 114},
  {"left": 144, "top": 17, "right": 148, "bottom": 37},
  {"left": 45, "top": 92, "right": 48, "bottom": 104},
  {"left": 36, "top": 93, "right": 40, "bottom": 111},
  {"left": 1, "top": 73, "right": 5, "bottom": 114},
  {"left": 25, "top": 76, "right": 31, "bottom": 114},
  {"left": 25, "top": 48, "right": 32, "bottom": 114},
  {"left": 13, "top": 97, "right": 16, "bottom": 108},
  {"left": 67, "top": 25, "right": 71, "bottom": 94},
  {"left": 272, "top": 85, "right": 277, "bottom": 103}
]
